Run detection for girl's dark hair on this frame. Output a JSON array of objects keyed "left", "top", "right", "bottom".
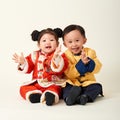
[
  {"left": 31, "top": 28, "right": 63, "bottom": 43},
  {"left": 62, "top": 24, "right": 86, "bottom": 40}
]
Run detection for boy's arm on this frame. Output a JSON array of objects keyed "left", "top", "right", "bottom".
[
  {"left": 75, "top": 49, "right": 102, "bottom": 76},
  {"left": 87, "top": 49, "right": 102, "bottom": 74},
  {"left": 64, "top": 48, "right": 102, "bottom": 78}
]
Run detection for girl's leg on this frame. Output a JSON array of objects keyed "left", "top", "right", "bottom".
[
  {"left": 20, "top": 82, "right": 42, "bottom": 103},
  {"left": 41, "top": 85, "right": 61, "bottom": 106}
]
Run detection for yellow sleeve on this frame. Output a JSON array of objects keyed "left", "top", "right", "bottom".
[{"left": 86, "top": 48, "right": 102, "bottom": 74}]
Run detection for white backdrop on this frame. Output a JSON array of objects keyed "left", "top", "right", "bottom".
[{"left": 0, "top": 0, "right": 120, "bottom": 109}]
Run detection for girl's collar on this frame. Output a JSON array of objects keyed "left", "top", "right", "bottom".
[{"left": 39, "top": 49, "right": 55, "bottom": 56}]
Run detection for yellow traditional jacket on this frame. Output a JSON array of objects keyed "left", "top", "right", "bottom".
[{"left": 64, "top": 47, "right": 102, "bottom": 87}]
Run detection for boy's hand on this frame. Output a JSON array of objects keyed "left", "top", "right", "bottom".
[
  {"left": 12, "top": 52, "right": 25, "bottom": 65},
  {"left": 81, "top": 50, "right": 90, "bottom": 64}
]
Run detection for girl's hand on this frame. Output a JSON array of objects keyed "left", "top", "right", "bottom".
[
  {"left": 81, "top": 50, "right": 90, "bottom": 64},
  {"left": 53, "top": 45, "right": 61, "bottom": 59},
  {"left": 12, "top": 52, "right": 25, "bottom": 65}
]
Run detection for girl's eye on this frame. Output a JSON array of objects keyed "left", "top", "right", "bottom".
[
  {"left": 68, "top": 41, "right": 72, "bottom": 43},
  {"left": 43, "top": 40, "right": 46, "bottom": 42},
  {"left": 76, "top": 39, "right": 80, "bottom": 42}
]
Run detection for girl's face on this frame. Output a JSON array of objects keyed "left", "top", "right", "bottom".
[
  {"left": 38, "top": 33, "right": 58, "bottom": 54},
  {"left": 63, "top": 30, "right": 86, "bottom": 55}
]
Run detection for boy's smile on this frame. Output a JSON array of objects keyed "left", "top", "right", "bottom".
[{"left": 64, "top": 30, "right": 86, "bottom": 55}]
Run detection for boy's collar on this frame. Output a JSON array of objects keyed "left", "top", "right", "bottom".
[
  {"left": 73, "top": 46, "right": 84, "bottom": 56},
  {"left": 74, "top": 51, "right": 82, "bottom": 56}
]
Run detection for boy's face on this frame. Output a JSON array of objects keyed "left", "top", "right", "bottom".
[
  {"left": 38, "top": 33, "right": 58, "bottom": 54},
  {"left": 63, "top": 30, "right": 86, "bottom": 55}
]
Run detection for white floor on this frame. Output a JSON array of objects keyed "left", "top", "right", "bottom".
[{"left": 0, "top": 69, "right": 120, "bottom": 120}]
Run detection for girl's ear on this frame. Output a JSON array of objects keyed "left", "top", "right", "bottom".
[
  {"left": 37, "top": 42, "right": 40, "bottom": 48},
  {"left": 63, "top": 42, "right": 66, "bottom": 47},
  {"left": 56, "top": 41, "right": 59, "bottom": 47}
]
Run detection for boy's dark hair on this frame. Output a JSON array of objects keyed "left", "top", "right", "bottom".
[
  {"left": 62, "top": 24, "right": 86, "bottom": 40},
  {"left": 31, "top": 28, "right": 63, "bottom": 43}
]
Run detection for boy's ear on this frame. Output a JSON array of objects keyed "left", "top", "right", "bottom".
[{"left": 83, "top": 38, "right": 87, "bottom": 44}]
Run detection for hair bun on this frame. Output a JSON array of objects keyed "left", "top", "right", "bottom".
[
  {"left": 54, "top": 28, "right": 63, "bottom": 38},
  {"left": 31, "top": 30, "right": 40, "bottom": 41}
]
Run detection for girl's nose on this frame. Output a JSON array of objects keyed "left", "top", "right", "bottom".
[{"left": 46, "top": 40, "right": 51, "bottom": 44}]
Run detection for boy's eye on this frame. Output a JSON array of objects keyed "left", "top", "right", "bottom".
[{"left": 50, "top": 39, "right": 54, "bottom": 41}]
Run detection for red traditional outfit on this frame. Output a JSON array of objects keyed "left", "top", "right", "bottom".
[{"left": 18, "top": 50, "right": 68, "bottom": 104}]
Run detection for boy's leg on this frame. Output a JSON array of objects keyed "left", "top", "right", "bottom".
[
  {"left": 77, "top": 83, "right": 103, "bottom": 105},
  {"left": 62, "top": 83, "right": 73, "bottom": 100},
  {"left": 84, "top": 83, "right": 103, "bottom": 101},
  {"left": 62, "top": 83, "right": 81, "bottom": 105}
]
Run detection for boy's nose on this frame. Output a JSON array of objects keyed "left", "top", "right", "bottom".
[{"left": 72, "top": 42, "right": 77, "bottom": 46}]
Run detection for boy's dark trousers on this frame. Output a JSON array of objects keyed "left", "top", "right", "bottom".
[{"left": 62, "top": 83, "right": 103, "bottom": 102}]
